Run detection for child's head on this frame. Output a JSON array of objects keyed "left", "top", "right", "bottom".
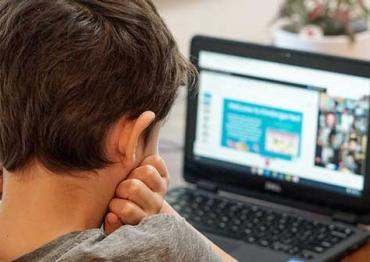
[{"left": 0, "top": 0, "right": 193, "bottom": 175}]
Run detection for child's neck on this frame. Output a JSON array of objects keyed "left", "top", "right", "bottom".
[{"left": 0, "top": 163, "right": 115, "bottom": 260}]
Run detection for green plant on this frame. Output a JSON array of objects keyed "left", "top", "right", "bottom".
[{"left": 278, "top": 0, "right": 370, "bottom": 39}]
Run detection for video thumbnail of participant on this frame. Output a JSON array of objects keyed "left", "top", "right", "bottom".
[{"left": 315, "top": 93, "right": 369, "bottom": 175}]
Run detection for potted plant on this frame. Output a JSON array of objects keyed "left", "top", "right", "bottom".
[{"left": 273, "top": 0, "right": 370, "bottom": 60}]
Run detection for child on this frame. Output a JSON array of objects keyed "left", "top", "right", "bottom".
[{"left": 0, "top": 0, "right": 236, "bottom": 261}]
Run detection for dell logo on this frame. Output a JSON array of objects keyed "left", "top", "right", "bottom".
[
  {"left": 265, "top": 182, "right": 282, "bottom": 193},
  {"left": 282, "top": 52, "right": 292, "bottom": 59}
]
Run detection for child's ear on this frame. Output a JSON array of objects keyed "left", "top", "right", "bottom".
[
  {"left": 118, "top": 111, "right": 156, "bottom": 167},
  {"left": 144, "top": 123, "right": 161, "bottom": 157}
]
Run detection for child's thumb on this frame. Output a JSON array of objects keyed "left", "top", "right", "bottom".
[{"left": 104, "top": 212, "right": 123, "bottom": 235}]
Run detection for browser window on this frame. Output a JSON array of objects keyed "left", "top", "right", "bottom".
[{"left": 194, "top": 51, "right": 370, "bottom": 197}]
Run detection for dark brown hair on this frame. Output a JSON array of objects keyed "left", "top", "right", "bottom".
[{"left": 0, "top": 0, "right": 194, "bottom": 172}]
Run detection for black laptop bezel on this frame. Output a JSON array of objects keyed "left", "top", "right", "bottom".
[{"left": 184, "top": 35, "right": 370, "bottom": 214}]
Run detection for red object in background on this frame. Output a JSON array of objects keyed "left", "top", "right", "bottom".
[
  {"left": 308, "top": 4, "right": 323, "bottom": 21},
  {"left": 336, "top": 9, "right": 350, "bottom": 25}
]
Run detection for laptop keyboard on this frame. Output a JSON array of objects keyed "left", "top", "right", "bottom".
[{"left": 166, "top": 188, "right": 354, "bottom": 260}]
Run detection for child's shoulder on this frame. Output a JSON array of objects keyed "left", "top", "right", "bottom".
[
  {"left": 107, "top": 214, "right": 184, "bottom": 241},
  {"left": 14, "top": 215, "right": 221, "bottom": 262},
  {"left": 106, "top": 214, "right": 221, "bottom": 261}
]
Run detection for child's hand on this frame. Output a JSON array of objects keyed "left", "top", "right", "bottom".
[{"left": 104, "top": 155, "right": 169, "bottom": 234}]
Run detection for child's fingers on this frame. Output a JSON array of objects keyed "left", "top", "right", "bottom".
[
  {"left": 140, "top": 155, "right": 170, "bottom": 186},
  {"left": 109, "top": 198, "right": 147, "bottom": 225},
  {"left": 115, "top": 179, "right": 162, "bottom": 213},
  {"left": 127, "top": 165, "right": 167, "bottom": 196},
  {"left": 104, "top": 212, "right": 123, "bottom": 235}
]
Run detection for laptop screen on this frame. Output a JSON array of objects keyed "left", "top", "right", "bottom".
[{"left": 193, "top": 51, "right": 370, "bottom": 197}]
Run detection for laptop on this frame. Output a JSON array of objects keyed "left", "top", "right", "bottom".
[{"left": 166, "top": 35, "right": 370, "bottom": 262}]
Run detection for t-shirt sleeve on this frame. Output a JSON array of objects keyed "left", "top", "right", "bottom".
[
  {"left": 165, "top": 215, "right": 222, "bottom": 262},
  {"left": 43, "top": 214, "right": 223, "bottom": 262}
]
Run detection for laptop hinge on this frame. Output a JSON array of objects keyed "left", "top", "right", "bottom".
[
  {"left": 332, "top": 211, "right": 358, "bottom": 225},
  {"left": 196, "top": 179, "right": 218, "bottom": 193}
]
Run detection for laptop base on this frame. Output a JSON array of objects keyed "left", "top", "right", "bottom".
[{"left": 167, "top": 187, "right": 370, "bottom": 262}]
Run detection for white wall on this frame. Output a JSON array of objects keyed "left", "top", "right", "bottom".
[{"left": 155, "top": 0, "right": 283, "bottom": 54}]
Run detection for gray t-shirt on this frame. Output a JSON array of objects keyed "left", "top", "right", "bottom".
[{"left": 12, "top": 214, "right": 221, "bottom": 262}]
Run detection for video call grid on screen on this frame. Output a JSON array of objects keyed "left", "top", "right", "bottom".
[{"left": 193, "top": 51, "right": 370, "bottom": 197}]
